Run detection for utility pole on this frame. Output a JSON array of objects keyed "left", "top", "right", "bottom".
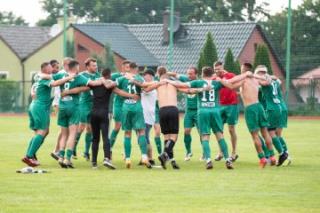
[
  {"left": 63, "top": 0, "right": 68, "bottom": 57},
  {"left": 168, "top": 0, "right": 174, "bottom": 71},
  {"left": 285, "top": 0, "right": 292, "bottom": 106}
]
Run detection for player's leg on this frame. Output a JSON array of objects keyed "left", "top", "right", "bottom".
[
  {"left": 64, "top": 124, "right": 78, "bottom": 168},
  {"left": 74, "top": 123, "right": 85, "bottom": 159},
  {"left": 183, "top": 110, "right": 194, "bottom": 160},
  {"left": 99, "top": 111, "right": 115, "bottom": 169},
  {"left": 250, "top": 130, "right": 268, "bottom": 168},
  {"left": 153, "top": 123, "right": 162, "bottom": 155},
  {"left": 145, "top": 124, "right": 155, "bottom": 165},
  {"left": 57, "top": 127, "right": 69, "bottom": 168},
  {"left": 200, "top": 134, "right": 213, "bottom": 169},
  {"left": 51, "top": 130, "right": 61, "bottom": 160},
  {"left": 90, "top": 112, "right": 100, "bottom": 168},
  {"left": 228, "top": 125, "right": 238, "bottom": 161},
  {"left": 260, "top": 127, "right": 277, "bottom": 166},
  {"left": 110, "top": 106, "right": 122, "bottom": 148},
  {"left": 137, "top": 129, "right": 151, "bottom": 168},
  {"left": 83, "top": 123, "right": 92, "bottom": 160},
  {"left": 123, "top": 131, "right": 132, "bottom": 168}
]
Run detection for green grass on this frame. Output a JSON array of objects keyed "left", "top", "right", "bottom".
[{"left": 0, "top": 115, "right": 319, "bottom": 213}]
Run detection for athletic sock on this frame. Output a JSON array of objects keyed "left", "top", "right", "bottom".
[
  {"left": 184, "top": 134, "right": 192, "bottom": 154},
  {"left": 138, "top": 135, "right": 147, "bottom": 155},
  {"left": 73, "top": 132, "right": 81, "bottom": 153},
  {"left": 124, "top": 137, "right": 132, "bottom": 159},
  {"left": 259, "top": 135, "right": 270, "bottom": 158},
  {"left": 59, "top": 150, "right": 65, "bottom": 158},
  {"left": 84, "top": 133, "right": 92, "bottom": 154},
  {"left": 66, "top": 149, "right": 73, "bottom": 161},
  {"left": 154, "top": 136, "right": 162, "bottom": 154},
  {"left": 26, "top": 137, "right": 34, "bottom": 156},
  {"left": 278, "top": 137, "right": 288, "bottom": 152},
  {"left": 258, "top": 152, "right": 265, "bottom": 159},
  {"left": 272, "top": 137, "right": 283, "bottom": 154},
  {"left": 218, "top": 138, "right": 229, "bottom": 159},
  {"left": 164, "top": 140, "right": 176, "bottom": 159},
  {"left": 27, "top": 134, "right": 44, "bottom": 158},
  {"left": 110, "top": 130, "right": 119, "bottom": 148},
  {"left": 201, "top": 140, "right": 211, "bottom": 160}
]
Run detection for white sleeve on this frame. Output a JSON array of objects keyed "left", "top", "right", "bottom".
[{"left": 52, "top": 87, "right": 61, "bottom": 106}]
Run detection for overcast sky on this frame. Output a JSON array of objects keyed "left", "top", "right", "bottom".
[{"left": 0, "top": 0, "right": 303, "bottom": 26}]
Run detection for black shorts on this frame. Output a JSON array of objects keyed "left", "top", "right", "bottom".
[{"left": 159, "top": 106, "right": 179, "bottom": 134}]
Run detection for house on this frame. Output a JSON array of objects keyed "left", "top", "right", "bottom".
[{"left": 292, "top": 67, "right": 320, "bottom": 103}]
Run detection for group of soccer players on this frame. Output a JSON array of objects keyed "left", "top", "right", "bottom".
[{"left": 22, "top": 56, "right": 291, "bottom": 170}]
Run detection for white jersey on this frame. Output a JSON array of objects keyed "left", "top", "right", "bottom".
[
  {"left": 52, "top": 69, "right": 67, "bottom": 107},
  {"left": 141, "top": 89, "right": 157, "bottom": 125}
]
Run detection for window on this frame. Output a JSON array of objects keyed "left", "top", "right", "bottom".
[
  {"left": 78, "top": 44, "right": 88, "bottom": 52},
  {"left": 0, "top": 71, "right": 9, "bottom": 80},
  {"left": 254, "top": 43, "right": 258, "bottom": 52}
]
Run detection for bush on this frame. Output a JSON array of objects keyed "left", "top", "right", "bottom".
[{"left": 0, "top": 80, "right": 20, "bottom": 112}]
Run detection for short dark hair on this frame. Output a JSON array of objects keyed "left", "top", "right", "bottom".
[
  {"left": 84, "top": 58, "right": 97, "bottom": 67},
  {"left": 102, "top": 68, "right": 111, "bottom": 78},
  {"left": 242, "top": 62, "right": 253, "bottom": 71},
  {"left": 50, "top": 59, "right": 59, "bottom": 67},
  {"left": 157, "top": 66, "right": 167, "bottom": 77},
  {"left": 143, "top": 69, "right": 155, "bottom": 77},
  {"left": 68, "top": 60, "right": 79, "bottom": 70},
  {"left": 214, "top": 61, "right": 223, "bottom": 67},
  {"left": 129, "top": 62, "right": 138, "bottom": 69},
  {"left": 202, "top": 66, "right": 214, "bottom": 77},
  {"left": 41, "top": 62, "right": 50, "bottom": 70},
  {"left": 122, "top": 60, "right": 131, "bottom": 66},
  {"left": 188, "top": 66, "right": 198, "bottom": 74}
]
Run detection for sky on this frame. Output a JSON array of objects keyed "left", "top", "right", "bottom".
[{"left": 0, "top": 0, "right": 304, "bottom": 26}]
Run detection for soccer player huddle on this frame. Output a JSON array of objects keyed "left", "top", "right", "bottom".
[{"left": 22, "top": 57, "right": 291, "bottom": 170}]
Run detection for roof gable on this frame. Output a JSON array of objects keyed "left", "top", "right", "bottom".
[{"left": 0, "top": 26, "right": 52, "bottom": 60}]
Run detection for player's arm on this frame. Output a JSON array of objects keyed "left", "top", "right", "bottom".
[
  {"left": 228, "top": 71, "right": 252, "bottom": 84},
  {"left": 178, "top": 85, "right": 210, "bottom": 94},
  {"left": 50, "top": 73, "right": 76, "bottom": 87},
  {"left": 87, "top": 78, "right": 103, "bottom": 87},
  {"left": 165, "top": 79, "right": 190, "bottom": 88},
  {"left": 219, "top": 78, "right": 244, "bottom": 90},
  {"left": 30, "top": 84, "right": 37, "bottom": 100},
  {"left": 61, "top": 86, "right": 90, "bottom": 97},
  {"left": 37, "top": 73, "right": 52, "bottom": 80},
  {"left": 102, "top": 79, "right": 117, "bottom": 89},
  {"left": 167, "top": 71, "right": 178, "bottom": 78},
  {"left": 113, "top": 87, "right": 140, "bottom": 101},
  {"left": 254, "top": 74, "right": 272, "bottom": 86},
  {"left": 143, "top": 81, "right": 167, "bottom": 92}
]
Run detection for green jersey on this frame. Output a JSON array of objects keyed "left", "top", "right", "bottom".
[
  {"left": 116, "top": 74, "right": 144, "bottom": 111},
  {"left": 53, "top": 72, "right": 90, "bottom": 109},
  {"left": 261, "top": 80, "right": 282, "bottom": 110},
  {"left": 276, "top": 80, "right": 288, "bottom": 111},
  {"left": 179, "top": 75, "right": 198, "bottom": 110},
  {"left": 79, "top": 71, "right": 101, "bottom": 105},
  {"left": 112, "top": 72, "right": 125, "bottom": 107},
  {"left": 32, "top": 78, "right": 54, "bottom": 109},
  {"left": 189, "top": 79, "right": 222, "bottom": 110}
]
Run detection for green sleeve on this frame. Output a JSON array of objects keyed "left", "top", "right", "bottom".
[
  {"left": 178, "top": 75, "right": 189, "bottom": 82},
  {"left": 76, "top": 75, "right": 90, "bottom": 86},
  {"left": 214, "top": 81, "right": 223, "bottom": 90},
  {"left": 189, "top": 80, "right": 199, "bottom": 88},
  {"left": 52, "top": 72, "right": 63, "bottom": 81},
  {"left": 116, "top": 76, "right": 124, "bottom": 89},
  {"left": 42, "top": 79, "right": 53, "bottom": 87},
  {"left": 135, "top": 75, "right": 144, "bottom": 83},
  {"left": 111, "top": 73, "right": 121, "bottom": 81}
]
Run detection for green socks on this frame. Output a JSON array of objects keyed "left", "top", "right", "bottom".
[
  {"left": 202, "top": 140, "right": 211, "bottom": 160},
  {"left": 110, "top": 130, "right": 119, "bottom": 148},
  {"left": 259, "top": 135, "right": 270, "bottom": 158},
  {"left": 66, "top": 149, "right": 73, "bottom": 161},
  {"left": 124, "top": 137, "right": 131, "bottom": 159},
  {"left": 84, "top": 133, "right": 92, "bottom": 154},
  {"left": 73, "top": 132, "right": 81, "bottom": 153},
  {"left": 26, "top": 134, "right": 44, "bottom": 158},
  {"left": 272, "top": 137, "right": 283, "bottom": 154},
  {"left": 59, "top": 150, "right": 65, "bottom": 158},
  {"left": 258, "top": 152, "right": 265, "bottom": 159},
  {"left": 138, "top": 135, "right": 147, "bottom": 155},
  {"left": 184, "top": 134, "right": 192, "bottom": 154},
  {"left": 218, "top": 138, "right": 229, "bottom": 159},
  {"left": 279, "top": 137, "right": 288, "bottom": 152},
  {"left": 26, "top": 138, "right": 34, "bottom": 157},
  {"left": 154, "top": 136, "right": 162, "bottom": 154}
]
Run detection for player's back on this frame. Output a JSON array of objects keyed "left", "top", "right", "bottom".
[
  {"left": 240, "top": 77, "right": 260, "bottom": 107},
  {"left": 158, "top": 75, "right": 178, "bottom": 108}
]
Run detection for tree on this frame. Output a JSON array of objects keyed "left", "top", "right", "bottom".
[
  {"left": 197, "top": 32, "right": 218, "bottom": 71},
  {"left": 224, "top": 48, "right": 236, "bottom": 73},
  {"left": 93, "top": 43, "right": 117, "bottom": 72},
  {"left": 0, "top": 11, "right": 28, "bottom": 25},
  {"left": 253, "top": 44, "right": 273, "bottom": 74},
  {"left": 234, "top": 60, "right": 241, "bottom": 75},
  {"left": 66, "top": 39, "right": 75, "bottom": 58}
]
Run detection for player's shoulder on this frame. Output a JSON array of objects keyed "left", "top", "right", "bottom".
[{"left": 224, "top": 72, "right": 236, "bottom": 78}]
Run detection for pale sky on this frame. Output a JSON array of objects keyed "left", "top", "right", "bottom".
[{"left": 0, "top": 0, "right": 304, "bottom": 26}]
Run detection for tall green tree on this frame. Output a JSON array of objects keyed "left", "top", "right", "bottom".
[
  {"left": 197, "top": 32, "right": 218, "bottom": 71},
  {"left": 234, "top": 60, "right": 241, "bottom": 75},
  {"left": 253, "top": 44, "right": 273, "bottom": 74},
  {"left": 93, "top": 43, "right": 116, "bottom": 72},
  {"left": 0, "top": 11, "right": 27, "bottom": 25},
  {"left": 224, "top": 48, "right": 236, "bottom": 73}
]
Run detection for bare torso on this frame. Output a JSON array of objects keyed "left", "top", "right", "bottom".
[
  {"left": 240, "top": 77, "right": 260, "bottom": 107},
  {"left": 157, "top": 75, "right": 178, "bottom": 108}
]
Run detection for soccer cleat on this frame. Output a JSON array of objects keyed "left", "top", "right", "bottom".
[
  {"left": 92, "top": 162, "right": 98, "bottom": 169},
  {"left": 142, "top": 158, "right": 152, "bottom": 169},
  {"left": 149, "top": 159, "right": 156, "bottom": 166},
  {"left": 72, "top": 150, "right": 77, "bottom": 160},
  {"left": 158, "top": 153, "right": 168, "bottom": 170},
  {"left": 285, "top": 154, "right": 292, "bottom": 166},
  {"left": 50, "top": 152, "right": 59, "bottom": 161},
  {"left": 277, "top": 152, "right": 288, "bottom": 167},
  {"left": 230, "top": 154, "right": 239, "bottom": 162},
  {"left": 22, "top": 157, "right": 38, "bottom": 167},
  {"left": 259, "top": 158, "right": 268, "bottom": 168},
  {"left": 58, "top": 158, "right": 68, "bottom": 169},
  {"left": 184, "top": 153, "right": 193, "bottom": 161},
  {"left": 214, "top": 154, "right": 223, "bottom": 161},
  {"left": 206, "top": 160, "right": 213, "bottom": 170},
  {"left": 125, "top": 159, "right": 131, "bottom": 169},
  {"left": 269, "top": 156, "right": 277, "bottom": 166},
  {"left": 137, "top": 160, "right": 144, "bottom": 166},
  {"left": 171, "top": 160, "right": 180, "bottom": 170},
  {"left": 83, "top": 153, "right": 90, "bottom": 161},
  {"left": 64, "top": 160, "right": 74, "bottom": 169},
  {"left": 225, "top": 158, "right": 234, "bottom": 170},
  {"left": 103, "top": 158, "right": 116, "bottom": 170}
]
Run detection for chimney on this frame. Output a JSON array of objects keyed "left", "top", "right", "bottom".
[{"left": 163, "top": 9, "right": 180, "bottom": 45}]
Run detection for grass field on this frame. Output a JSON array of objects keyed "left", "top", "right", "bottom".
[{"left": 0, "top": 115, "right": 319, "bottom": 213}]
